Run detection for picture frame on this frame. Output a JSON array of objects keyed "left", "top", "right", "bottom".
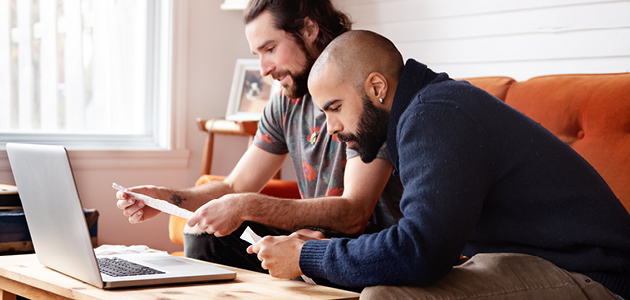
[{"left": 226, "top": 59, "right": 281, "bottom": 121}]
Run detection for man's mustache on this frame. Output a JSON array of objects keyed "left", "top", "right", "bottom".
[
  {"left": 271, "top": 71, "right": 289, "bottom": 82},
  {"left": 336, "top": 133, "right": 356, "bottom": 143}
]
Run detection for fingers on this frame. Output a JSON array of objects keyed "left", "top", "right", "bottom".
[
  {"left": 248, "top": 239, "right": 266, "bottom": 268},
  {"left": 186, "top": 201, "right": 234, "bottom": 237},
  {"left": 291, "top": 229, "right": 325, "bottom": 240},
  {"left": 183, "top": 223, "right": 205, "bottom": 234},
  {"left": 186, "top": 214, "right": 199, "bottom": 228},
  {"left": 115, "top": 186, "right": 163, "bottom": 224},
  {"left": 193, "top": 222, "right": 237, "bottom": 238},
  {"left": 116, "top": 199, "right": 131, "bottom": 210},
  {"left": 116, "top": 195, "right": 145, "bottom": 224},
  {"left": 247, "top": 236, "right": 304, "bottom": 278},
  {"left": 186, "top": 214, "right": 217, "bottom": 236},
  {"left": 128, "top": 209, "right": 143, "bottom": 223},
  {"left": 127, "top": 201, "right": 145, "bottom": 224},
  {"left": 198, "top": 224, "right": 215, "bottom": 236},
  {"left": 186, "top": 211, "right": 204, "bottom": 231},
  {"left": 116, "top": 190, "right": 130, "bottom": 200},
  {"left": 213, "top": 230, "right": 227, "bottom": 238}
]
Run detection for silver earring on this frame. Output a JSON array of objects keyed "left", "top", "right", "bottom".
[{"left": 379, "top": 98, "right": 384, "bottom": 104}]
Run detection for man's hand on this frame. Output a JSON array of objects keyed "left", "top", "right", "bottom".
[
  {"left": 292, "top": 228, "right": 326, "bottom": 241},
  {"left": 186, "top": 193, "right": 251, "bottom": 237},
  {"left": 246, "top": 235, "right": 306, "bottom": 279},
  {"left": 116, "top": 185, "right": 166, "bottom": 223}
]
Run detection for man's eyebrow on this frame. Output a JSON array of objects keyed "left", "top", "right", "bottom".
[
  {"left": 253, "top": 40, "right": 274, "bottom": 55},
  {"left": 322, "top": 99, "right": 340, "bottom": 111}
]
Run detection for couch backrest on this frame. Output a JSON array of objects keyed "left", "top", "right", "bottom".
[
  {"left": 466, "top": 73, "right": 630, "bottom": 213},
  {"left": 464, "top": 76, "right": 515, "bottom": 101}
]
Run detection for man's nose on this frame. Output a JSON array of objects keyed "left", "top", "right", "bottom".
[
  {"left": 327, "top": 116, "right": 342, "bottom": 136},
  {"left": 259, "top": 57, "right": 274, "bottom": 77}
]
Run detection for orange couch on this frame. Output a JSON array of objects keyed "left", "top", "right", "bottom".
[
  {"left": 466, "top": 73, "right": 630, "bottom": 213},
  {"left": 169, "top": 72, "right": 630, "bottom": 254}
]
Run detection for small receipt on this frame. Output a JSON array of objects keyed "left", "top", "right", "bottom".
[
  {"left": 240, "top": 226, "right": 316, "bottom": 285},
  {"left": 112, "top": 183, "right": 194, "bottom": 220},
  {"left": 240, "top": 226, "right": 262, "bottom": 245}
]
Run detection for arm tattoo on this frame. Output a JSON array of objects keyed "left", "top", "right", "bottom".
[{"left": 170, "top": 192, "right": 187, "bottom": 206}]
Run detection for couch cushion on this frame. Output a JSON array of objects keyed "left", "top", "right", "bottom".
[
  {"left": 504, "top": 73, "right": 630, "bottom": 212},
  {"left": 462, "top": 76, "right": 516, "bottom": 101}
]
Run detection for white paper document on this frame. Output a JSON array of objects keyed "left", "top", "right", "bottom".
[
  {"left": 240, "top": 225, "right": 263, "bottom": 245},
  {"left": 112, "top": 183, "right": 194, "bottom": 220}
]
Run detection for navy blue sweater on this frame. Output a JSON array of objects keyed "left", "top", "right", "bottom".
[{"left": 299, "top": 59, "right": 630, "bottom": 298}]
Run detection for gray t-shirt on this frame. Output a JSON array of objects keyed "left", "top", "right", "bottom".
[{"left": 252, "top": 91, "right": 403, "bottom": 234}]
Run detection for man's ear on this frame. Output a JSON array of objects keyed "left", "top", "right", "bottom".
[
  {"left": 364, "top": 72, "right": 389, "bottom": 103},
  {"left": 301, "top": 17, "right": 320, "bottom": 46}
]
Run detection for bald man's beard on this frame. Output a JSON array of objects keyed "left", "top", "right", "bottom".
[{"left": 337, "top": 93, "right": 389, "bottom": 163}]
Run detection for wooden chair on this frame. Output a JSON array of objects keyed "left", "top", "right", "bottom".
[
  {"left": 168, "top": 118, "right": 300, "bottom": 255},
  {"left": 197, "top": 118, "right": 260, "bottom": 177}
]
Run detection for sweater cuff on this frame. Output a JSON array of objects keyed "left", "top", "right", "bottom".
[{"left": 299, "top": 239, "right": 329, "bottom": 279}]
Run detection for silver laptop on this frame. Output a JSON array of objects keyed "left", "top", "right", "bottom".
[{"left": 6, "top": 143, "right": 236, "bottom": 289}]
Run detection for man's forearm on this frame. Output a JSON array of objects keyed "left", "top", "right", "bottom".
[
  {"left": 242, "top": 194, "right": 370, "bottom": 235},
  {"left": 168, "top": 180, "right": 236, "bottom": 211},
  {"left": 238, "top": 157, "right": 391, "bottom": 235}
]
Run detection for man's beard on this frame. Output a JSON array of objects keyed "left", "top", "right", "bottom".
[
  {"left": 279, "top": 47, "right": 315, "bottom": 99},
  {"left": 337, "top": 92, "right": 389, "bottom": 163}
]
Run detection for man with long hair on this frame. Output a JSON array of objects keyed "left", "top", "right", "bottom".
[{"left": 117, "top": 0, "right": 402, "bottom": 276}]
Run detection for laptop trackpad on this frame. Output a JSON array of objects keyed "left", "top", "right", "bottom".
[{"left": 143, "top": 257, "right": 191, "bottom": 267}]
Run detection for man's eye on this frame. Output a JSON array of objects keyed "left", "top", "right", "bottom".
[
  {"left": 331, "top": 106, "right": 340, "bottom": 112},
  {"left": 267, "top": 46, "right": 275, "bottom": 53}
]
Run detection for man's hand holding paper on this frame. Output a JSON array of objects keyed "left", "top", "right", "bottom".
[
  {"left": 247, "top": 233, "right": 308, "bottom": 279},
  {"left": 115, "top": 184, "right": 178, "bottom": 223},
  {"left": 114, "top": 182, "right": 250, "bottom": 237},
  {"left": 113, "top": 183, "right": 194, "bottom": 220}
]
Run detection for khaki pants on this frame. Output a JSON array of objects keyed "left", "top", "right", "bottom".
[{"left": 361, "top": 253, "right": 620, "bottom": 300}]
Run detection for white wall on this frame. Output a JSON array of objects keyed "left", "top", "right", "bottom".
[
  {"left": 1, "top": 0, "right": 628, "bottom": 253},
  {"left": 336, "top": 0, "right": 630, "bottom": 81}
]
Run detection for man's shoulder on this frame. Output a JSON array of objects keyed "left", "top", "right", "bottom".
[
  {"left": 407, "top": 78, "right": 495, "bottom": 117},
  {"left": 421, "top": 78, "right": 479, "bottom": 100},
  {"left": 264, "top": 92, "right": 322, "bottom": 135},
  {"left": 397, "top": 82, "right": 479, "bottom": 130},
  {"left": 270, "top": 91, "right": 313, "bottom": 110}
]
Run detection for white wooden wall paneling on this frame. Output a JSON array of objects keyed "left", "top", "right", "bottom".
[
  {"left": 431, "top": 56, "right": 630, "bottom": 80},
  {"left": 395, "top": 29, "right": 630, "bottom": 63},
  {"left": 338, "top": 0, "right": 624, "bottom": 22},
  {"left": 336, "top": 0, "right": 630, "bottom": 80},
  {"left": 361, "top": 2, "right": 630, "bottom": 43}
]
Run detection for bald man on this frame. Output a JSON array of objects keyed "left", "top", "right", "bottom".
[{"left": 249, "top": 30, "right": 630, "bottom": 299}]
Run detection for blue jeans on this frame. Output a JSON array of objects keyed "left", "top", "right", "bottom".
[{"left": 361, "top": 253, "right": 621, "bottom": 300}]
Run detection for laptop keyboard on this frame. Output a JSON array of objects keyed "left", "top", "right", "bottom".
[{"left": 97, "top": 257, "right": 165, "bottom": 277}]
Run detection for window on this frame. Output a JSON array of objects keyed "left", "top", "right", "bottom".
[{"left": 0, "top": 0, "right": 172, "bottom": 150}]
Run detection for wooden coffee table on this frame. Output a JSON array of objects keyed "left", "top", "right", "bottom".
[{"left": 0, "top": 254, "right": 359, "bottom": 300}]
